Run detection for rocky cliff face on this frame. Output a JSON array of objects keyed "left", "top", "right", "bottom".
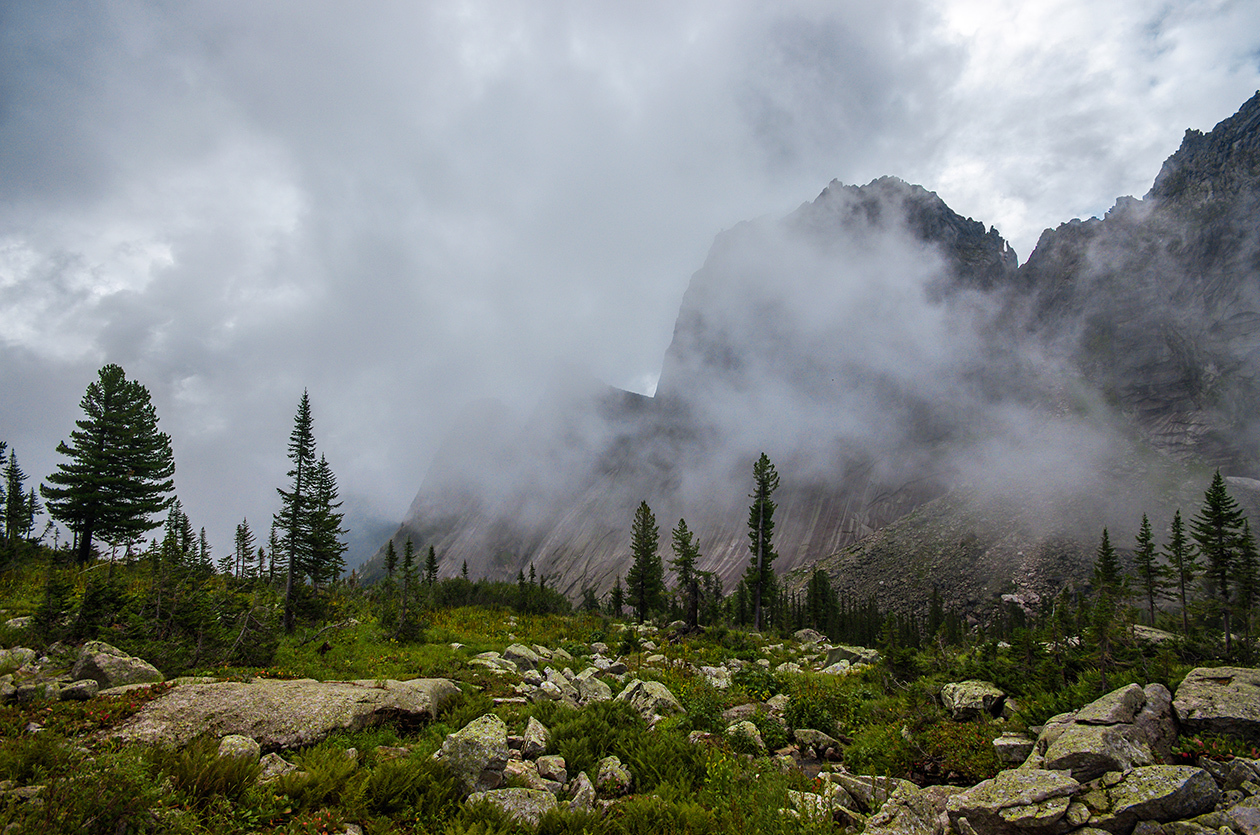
[{"left": 374, "top": 93, "right": 1260, "bottom": 614}]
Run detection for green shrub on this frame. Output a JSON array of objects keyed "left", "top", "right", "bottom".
[
  {"left": 147, "top": 736, "right": 260, "bottom": 806},
  {"left": 845, "top": 722, "right": 913, "bottom": 777},
  {"left": 274, "top": 745, "right": 360, "bottom": 809},
  {"left": 676, "top": 679, "right": 725, "bottom": 734},
  {"left": 0, "top": 731, "right": 75, "bottom": 784},
  {"left": 912, "top": 721, "right": 1003, "bottom": 783},
  {"left": 731, "top": 665, "right": 780, "bottom": 701},
  {"left": 549, "top": 700, "right": 644, "bottom": 777},
  {"left": 14, "top": 751, "right": 165, "bottom": 834}
]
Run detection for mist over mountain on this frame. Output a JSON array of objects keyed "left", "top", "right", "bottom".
[{"left": 367, "top": 92, "right": 1260, "bottom": 615}]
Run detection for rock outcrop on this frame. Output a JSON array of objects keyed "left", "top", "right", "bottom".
[
  {"left": 1173, "top": 667, "right": 1260, "bottom": 741},
  {"left": 109, "top": 677, "right": 460, "bottom": 750}
]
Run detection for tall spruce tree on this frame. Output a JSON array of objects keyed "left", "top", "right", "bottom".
[
  {"left": 1164, "top": 509, "right": 1197, "bottom": 636},
  {"left": 609, "top": 575, "right": 624, "bottom": 618},
  {"left": 307, "top": 455, "right": 347, "bottom": 589},
  {"left": 1133, "top": 514, "right": 1167, "bottom": 627},
  {"left": 744, "top": 452, "right": 780, "bottom": 631},
  {"left": 42, "top": 364, "right": 176, "bottom": 564},
  {"left": 1091, "top": 528, "right": 1123, "bottom": 691},
  {"left": 424, "top": 545, "right": 439, "bottom": 587},
  {"left": 3, "top": 449, "right": 37, "bottom": 553},
  {"left": 1191, "top": 470, "right": 1247, "bottom": 654},
  {"left": 234, "top": 519, "right": 256, "bottom": 579},
  {"left": 669, "top": 518, "right": 701, "bottom": 628},
  {"left": 276, "top": 392, "right": 317, "bottom": 632},
  {"left": 626, "top": 501, "right": 664, "bottom": 623}
]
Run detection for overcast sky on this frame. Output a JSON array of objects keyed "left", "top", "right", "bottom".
[{"left": 2, "top": 0, "right": 1258, "bottom": 563}]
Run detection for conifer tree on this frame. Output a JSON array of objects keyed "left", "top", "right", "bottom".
[
  {"left": 1092, "top": 528, "right": 1123, "bottom": 691},
  {"left": 307, "top": 455, "right": 347, "bottom": 589},
  {"left": 3, "top": 449, "right": 37, "bottom": 553},
  {"left": 1191, "top": 470, "right": 1246, "bottom": 654},
  {"left": 43, "top": 364, "right": 176, "bottom": 564},
  {"left": 425, "top": 545, "right": 439, "bottom": 587},
  {"left": 234, "top": 519, "right": 256, "bottom": 578},
  {"left": 669, "top": 518, "right": 701, "bottom": 628},
  {"left": 396, "top": 538, "right": 420, "bottom": 638},
  {"left": 461, "top": 560, "right": 469, "bottom": 580},
  {"left": 744, "top": 453, "right": 780, "bottom": 631},
  {"left": 626, "top": 500, "right": 663, "bottom": 623},
  {"left": 276, "top": 392, "right": 316, "bottom": 632},
  {"left": 609, "top": 575, "right": 624, "bottom": 618},
  {"left": 1164, "top": 509, "right": 1197, "bottom": 636},
  {"left": 1133, "top": 514, "right": 1167, "bottom": 627},
  {"left": 378, "top": 539, "right": 399, "bottom": 633}
]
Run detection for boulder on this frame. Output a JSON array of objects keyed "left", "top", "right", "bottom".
[
  {"left": 522, "top": 716, "right": 549, "bottom": 759},
  {"left": 1076, "top": 684, "right": 1146, "bottom": 725},
  {"left": 109, "top": 677, "right": 460, "bottom": 750},
  {"left": 941, "top": 681, "right": 1007, "bottom": 721},
  {"left": 440, "top": 713, "right": 510, "bottom": 793},
  {"left": 794, "top": 629, "right": 826, "bottom": 645},
  {"left": 1044, "top": 722, "right": 1156, "bottom": 780},
  {"left": 466, "top": 788, "right": 557, "bottom": 827},
  {"left": 830, "top": 774, "right": 917, "bottom": 812},
  {"left": 217, "top": 734, "right": 262, "bottom": 763},
  {"left": 1135, "top": 684, "right": 1179, "bottom": 763},
  {"left": 0, "top": 647, "right": 35, "bottom": 675},
  {"left": 726, "top": 720, "right": 766, "bottom": 753},
  {"left": 504, "top": 759, "right": 555, "bottom": 793},
  {"left": 503, "top": 644, "right": 542, "bottom": 672},
  {"left": 1174, "top": 667, "right": 1260, "bottom": 741},
  {"left": 993, "top": 733, "right": 1036, "bottom": 766},
  {"left": 865, "top": 783, "right": 940, "bottom": 835},
  {"left": 596, "top": 754, "right": 632, "bottom": 796},
  {"left": 575, "top": 674, "right": 613, "bottom": 704},
  {"left": 614, "top": 678, "right": 683, "bottom": 722},
  {"left": 58, "top": 679, "right": 99, "bottom": 701},
  {"left": 700, "top": 666, "right": 732, "bottom": 689},
  {"left": 946, "top": 768, "right": 1081, "bottom": 835},
  {"left": 569, "top": 771, "right": 597, "bottom": 811},
  {"left": 71, "top": 642, "right": 163, "bottom": 689},
  {"left": 1086, "top": 766, "right": 1220, "bottom": 833},
  {"left": 536, "top": 754, "right": 566, "bottom": 785},
  {"left": 257, "top": 752, "right": 299, "bottom": 782},
  {"left": 825, "top": 644, "right": 881, "bottom": 666}
]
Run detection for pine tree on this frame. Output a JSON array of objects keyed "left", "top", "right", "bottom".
[
  {"left": 669, "top": 518, "right": 701, "bottom": 628},
  {"left": 744, "top": 453, "right": 780, "bottom": 631},
  {"left": 1133, "top": 514, "right": 1167, "bottom": 627},
  {"left": 461, "top": 560, "right": 469, "bottom": 580},
  {"left": 1092, "top": 529, "right": 1122, "bottom": 691},
  {"left": 42, "top": 364, "right": 176, "bottom": 564},
  {"left": 3, "top": 449, "right": 36, "bottom": 554},
  {"left": 234, "top": 519, "right": 256, "bottom": 579},
  {"left": 1164, "top": 509, "right": 1197, "bottom": 636},
  {"left": 307, "top": 455, "right": 347, "bottom": 589},
  {"left": 424, "top": 545, "right": 439, "bottom": 587},
  {"left": 397, "top": 538, "right": 420, "bottom": 638},
  {"left": 378, "top": 539, "right": 399, "bottom": 633},
  {"left": 626, "top": 501, "right": 663, "bottom": 623},
  {"left": 276, "top": 392, "right": 317, "bottom": 632},
  {"left": 610, "top": 575, "right": 625, "bottom": 618},
  {"left": 1191, "top": 470, "right": 1246, "bottom": 654}
]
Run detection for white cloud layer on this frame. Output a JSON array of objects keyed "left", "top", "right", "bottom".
[{"left": 1, "top": 0, "right": 1257, "bottom": 559}]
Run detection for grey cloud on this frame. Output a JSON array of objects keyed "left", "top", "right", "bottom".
[{"left": 1, "top": 0, "right": 1257, "bottom": 560}]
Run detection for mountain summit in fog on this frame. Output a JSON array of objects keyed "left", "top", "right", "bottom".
[{"left": 369, "top": 92, "right": 1260, "bottom": 616}]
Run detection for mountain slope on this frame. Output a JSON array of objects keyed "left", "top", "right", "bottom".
[{"left": 369, "top": 93, "right": 1260, "bottom": 614}]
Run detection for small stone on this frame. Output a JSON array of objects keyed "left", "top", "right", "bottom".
[{"left": 217, "top": 734, "right": 261, "bottom": 763}]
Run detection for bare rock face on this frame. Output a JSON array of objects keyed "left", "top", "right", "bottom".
[
  {"left": 109, "top": 677, "right": 460, "bottom": 750},
  {"left": 1173, "top": 667, "right": 1260, "bottom": 741}
]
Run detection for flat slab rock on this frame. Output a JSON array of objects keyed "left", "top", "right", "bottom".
[
  {"left": 1174, "top": 667, "right": 1260, "bottom": 741},
  {"left": 108, "top": 677, "right": 460, "bottom": 750}
]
